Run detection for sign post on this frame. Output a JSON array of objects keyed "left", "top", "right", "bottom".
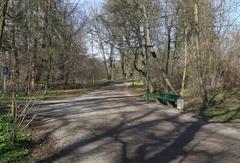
[{"left": 3, "top": 66, "right": 9, "bottom": 94}]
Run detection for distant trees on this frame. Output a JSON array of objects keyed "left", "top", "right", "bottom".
[{"left": 0, "top": 0, "right": 106, "bottom": 94}]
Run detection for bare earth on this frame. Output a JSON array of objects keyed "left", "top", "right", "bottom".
[{"left": 32, "top": 83, "right": 240, "bottom": 163}]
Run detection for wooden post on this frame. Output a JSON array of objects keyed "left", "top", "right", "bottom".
[
  {"left": 3, "top": 74, "right": 6, "bottom": 94},
  {"left": 11, "top": 92, "right": 17, "bottom": 118},
  {"left": 11, "top": 92, "right": 17, "bottom": 143}
]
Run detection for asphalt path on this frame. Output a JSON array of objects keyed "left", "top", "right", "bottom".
[{"left": 32, "top": 83, "right": 240, "bottom": 163}]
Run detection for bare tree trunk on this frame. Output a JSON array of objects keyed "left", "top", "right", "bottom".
[
  {"left": 154, "top": 56, "right": 178, "bottom": 94},
  {"left": 31, "top": 39, "right": 37, "bottom": 90},
  {"left": 12, "top": 21, "right": 20, "bottom": 80},
  {"left": 65, "top": 71, "right": 69, "bottom": 85},
  {"left": 36, "top": 57, "right": 43, "bottom": 81},
  {"left": 194, "top": 0, "right": 209, "bottom": 108},
  {"left": 0, "top": 0, "right": 9, "bottom": 50},
  {"left": 109, "top": 43, "right": 114, "bottom": 80},
  {"left": 181, "top": 25, "right": 188, "bottom": 95},
  {"left": 46, "top": 0, "right": 52, "bottom": 84},
  {"left": 171, "top": 27, "right": 178, "bottom": 77},
  {"left": 141, "top": 0, "right": 152, "bottom": 93},
  {"left": 26, "top": 0, "right": 31, "bottom": 95},
  {"left": 120, "top": 48, "right": 126, "bottom": 79},
  {"left": 59, "top": 51, "right": 65, "bottom": 80},
  {"left": 166, "top": 28, "right": 171, "bottom": 75},
  {"left": 46, "top": 54, "right": 52, "bottom": 84},
  {"left": 102, "top": 47, "right": 110, "bottom": 80}
]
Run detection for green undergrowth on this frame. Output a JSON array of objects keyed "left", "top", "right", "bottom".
[
  {"left": 201, "top": 88, "right": 240, "bottom": 123},
  {"left": 180, "top": 87, "right": 240, "bottom": 123},
  {"left": 214, "top": 87, "right": 240, "bottom": 101},
  {"left": 0, "top": 112, "right": 31, "bottom": 162},
  {"left": 41, "top": 89, "right": 89, "bottom": 100},
  {"left": 202, "top": 105, "right": 240, "bottom": 123}
]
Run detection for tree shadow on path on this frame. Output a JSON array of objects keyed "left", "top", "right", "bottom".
[{"left": 35, "top": 106, "right": 207, "bottom": 163}]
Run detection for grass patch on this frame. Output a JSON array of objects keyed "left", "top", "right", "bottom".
[
  {"left": 43, "top": 89, "right": 92, "bottom": 100},
  {"left": 129, "top": 81, "right": 144, "bottom": 91},
  {"left": 0, "top": 112, "right": 31, "bottom": 162},
  {"left": 0, "top": 81, "right": 112, "bottom": 105},
  {"left": 0, "top": 88, "right": 92, "bottom": 105}
]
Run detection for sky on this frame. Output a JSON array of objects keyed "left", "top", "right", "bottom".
[{"left": 69, "top": 0, "right": 240, "bottom": 24}]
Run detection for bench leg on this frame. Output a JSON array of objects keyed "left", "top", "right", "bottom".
[{"left": 167, "top": 101, "right": 171, "bottom": 106}]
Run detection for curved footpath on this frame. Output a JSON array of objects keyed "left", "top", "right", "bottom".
[{"left": 31, "top": 83, "right": 240, "bottom": 163}]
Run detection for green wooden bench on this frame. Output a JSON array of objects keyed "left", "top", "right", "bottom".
[
  {"left": 156, "top": 92, "right": 181, "bottom": 106},
  {"left": 144, "top": 93, "right": 159, "bottom": 103}
]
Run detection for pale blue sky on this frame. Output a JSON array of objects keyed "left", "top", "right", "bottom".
[{"left": 70, "top": 0, "right": 240, "bottom": 24}]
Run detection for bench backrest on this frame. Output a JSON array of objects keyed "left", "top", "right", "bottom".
[{"left": 159, "top": 92, "right": 181, "bottom": 100}]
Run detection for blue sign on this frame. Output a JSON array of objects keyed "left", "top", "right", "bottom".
[{"left": 3, "top": 66, "right": 9, "bottom": 75}]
